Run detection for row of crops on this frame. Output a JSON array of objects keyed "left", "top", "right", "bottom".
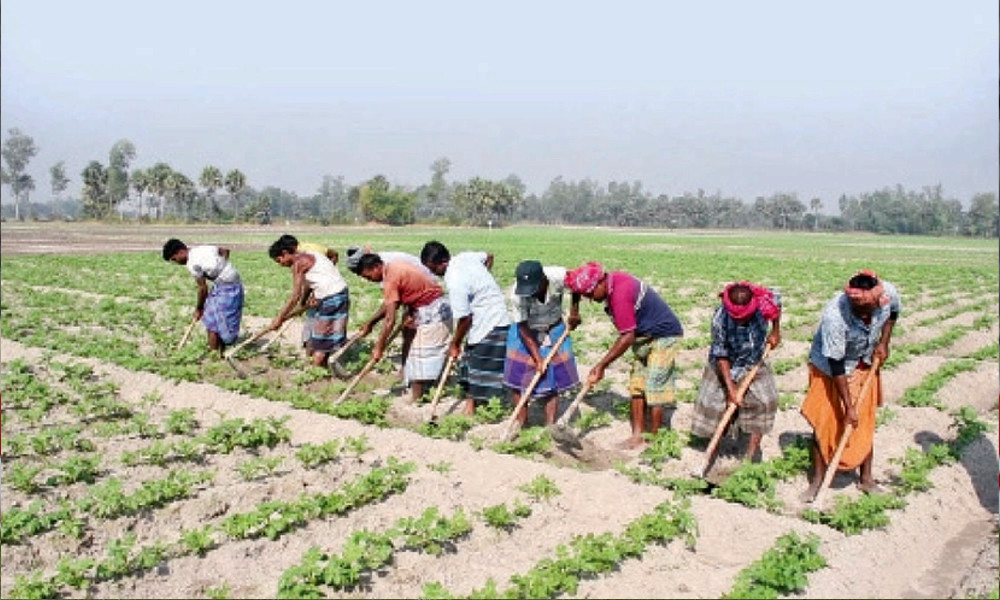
[{"left": 2, "top": 226, "right": 997, "bottom": 598}]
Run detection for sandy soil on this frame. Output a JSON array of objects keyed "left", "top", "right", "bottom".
[{"left": 1, "top": 223, "right": 997, "bottom": 599}]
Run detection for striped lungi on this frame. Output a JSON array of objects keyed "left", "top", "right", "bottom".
[
  {"left": 628, "top": 335, "right": 681, "bottom": 406},
  {"left": 307, "top": 289, "right": 349, "bottom": 353},
  {"left": 405, "top": 297, "right": 452, "bottom": 384},
  {"left": 503, "top": 321, "right": 579, "bottom": 397},
  {"left": 459, "top": 325, "right": 510, "bottom": 405},
  {"left": 203, "top": 282, "right": 244, "bottom": 345},
  {"left": 690, "top": 361, "right": 779, "bottom": 438}
]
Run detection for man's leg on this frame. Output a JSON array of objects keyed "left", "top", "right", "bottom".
[
  {"left": 208, "top": 331, "right": 224, "bottom": 355},
  {"left": 622, "top": 395, "right": 646, "bottom": 449},
  {"left": 745, "top": 433, "right": 763, "bottom": 462},
  {"left": 801, "top": 437, "right": 826, "bottom": 501},
  {"left": 514, "top": 392, "right": 528, "bottom": 427},
  {"left": 543, "top": 395, "right": 558, "bottom": 426},
  {"left": 857, "top": 450, "right": 884, "bottom": 493},
  {"left": 410, "top": 380, "right": 425, "bottom": 403},
  {"left": 462, "top": 398, "right": 476, "bottom": 417}
]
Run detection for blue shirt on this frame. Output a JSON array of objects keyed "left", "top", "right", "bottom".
[
  {"left": 708, "top": 289, "right": 781, "bottom": 380},
  {"left": 809, "top": 281, "right": 901, "bottom": 377}
]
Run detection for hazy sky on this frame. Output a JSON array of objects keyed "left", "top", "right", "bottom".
[{"left": 2, "top": 0, "right": 997, "bottom": 209}]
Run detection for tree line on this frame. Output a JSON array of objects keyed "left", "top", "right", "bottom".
[{"left": 2, "top": 128, "right": 997, "bottom": 237}]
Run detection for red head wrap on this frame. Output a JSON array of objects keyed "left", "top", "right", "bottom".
[
  {"left": 844, "top": 269, "right": 889, "bottom": 307},
  {"left": 564, "top": 261, "right": 604, "bottom": 295},
  {"left": 721, "top": 281, "right": 781, "bottom": 321}
]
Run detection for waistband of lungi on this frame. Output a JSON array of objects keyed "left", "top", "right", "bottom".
[{"left": 412, "top": 296, "right": 451, "bottom": 325}]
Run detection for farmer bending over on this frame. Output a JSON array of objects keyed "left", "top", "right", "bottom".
[
  {"left": 355, "top": 253, "right": 452, "bottom": 403},
  {"left": 564, "top": 261, "right": 683, "bottom": 450},
  {"left": 504, "top": 260, "right": 581, "bottom": 427},
  {"left": 691, "top": 281, "right": 782, "bottom": 462},
  {"left": 162, "top": 238, "right": 244, "bottom": 356},
  {"left": 800, "top": 270, "right": 900, "bottom": 502},
  {"left": 421, "top": 240, "right": 510, "bottom": 416},
  {"left": 268, "top": 237, "right": 350, "bottom": 368}
]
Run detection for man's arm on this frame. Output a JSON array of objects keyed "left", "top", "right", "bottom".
[
  {"left": 567, "top": 293, "right": 582, "bottom": 330},
  {"left": 450, "top": 316, "right": 472, "bottom": 359},
  {"left": 588, "top": 330, "right": 636, "bottom": 385},
  {"left": 716, "top": 357, "right": 741, "bottom": 406},
  {"left": 194, "top": 278, "right": 209, "bottom": 320},
  {"left": 271, "top": 261, "right": 310, "bottom": 330},
  {"left": 370, "top": 301, "right": 398, "bottom": 362},
  {"left": 518, "top": 322, "right": 543, "bottom": 369},
  {"left": 873, "top": 315, "right": 897, "bottom": 364},
  {"left": 767, "top": 315, "right": 782, "bottom": 349}
]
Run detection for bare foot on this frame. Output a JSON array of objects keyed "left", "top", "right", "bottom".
[
  {"left": 799, "top": 486, "right": 819, "bottom": 503},
  {"left": 858, "top": 481, "right": 886, "bottom": 495}
]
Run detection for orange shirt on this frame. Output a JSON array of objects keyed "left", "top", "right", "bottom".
[{"left": 382, "top": 261, "right": 442, "bottom": 309}]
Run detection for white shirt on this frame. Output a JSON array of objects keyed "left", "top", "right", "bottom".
[
  {"left": 443, "top": 251, "right": 510, "bottom": 344},
  {"left": 304, "top": 251, "right": 347, "bottom": 299},
  {"left": 186, "top": 245, "right": 240, "bottom": 285}
]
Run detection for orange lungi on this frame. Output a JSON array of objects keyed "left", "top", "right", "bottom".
[{"left": 800, "top": 364, "right": 882, "bottom": 471}]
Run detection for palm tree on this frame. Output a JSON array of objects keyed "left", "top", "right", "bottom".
[
  {"left": 809, "top": 197, "right": 822, "bottom": 231},
  {"left": 130, "top": 169, "right": 149, "bottom": 219},
  {"left": 199, "top": 165, "right": 224, "bottom": 220},
  {"left": 146, "top": 162, "right": 173, "bottom": 219},
  {"left": 224, "top": 169, "right": 246, "bottom": 221}
]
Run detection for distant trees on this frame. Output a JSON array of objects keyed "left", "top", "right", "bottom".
[
  {"left": 80, "top": 161, "right": 108, "bottom": 218},
  {"left": 1, "top": 128, "right": 39, "bottom": 220},
  {"left": 107, "top": 139, "right": 136, "bottom": 219},
  {"left": 965, "top": 192, "right": 999, "bottom": 238},
  {"left": 224, "top": 169, "right": 247, "bottom": 219},
  {"left": 450, "top": 176, "right": 524, "bottom": 227},
  {"left": 199, "top": 166, "right": 224, "bottom": 218},
  {"left": 0, "top": 127, "right": 995, "bottom": 237},
  {"left": 357, "top": 175, "right": 415, "bottom": 226}
]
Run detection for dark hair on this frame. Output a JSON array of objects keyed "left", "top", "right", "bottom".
[
  {"left": 277, "top": 234, "right": 299, "bottom": 248},
  {"left": 420, "top": 240, "right": 450, "bottom": 266},
  {"left": 848, "top": 273, "right": 879, "bottom": 290},
  {"left": 357, "top": 253, "right": 383, "bottom": 273},
  {"left": 727, "top": 283, "right": 753, "bottom": 306},
  {"left": 162, "top": 238, "right": 186, "bottom": 261},
  {"left": 268, "top": 237, "right": 297, "bottom": 260}
]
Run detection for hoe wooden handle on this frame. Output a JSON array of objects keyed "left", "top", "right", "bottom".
[
  {"left": 698, "top": 344, "right": 773, "bottom": 477},
  {"left": 813, "top": 358, "right": 882, "bottom": 505}
]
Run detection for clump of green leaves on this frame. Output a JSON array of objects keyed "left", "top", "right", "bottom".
[
  {"left": 237, "top": 456, "right": 284, "bottom": 481},
  {"left": 419, "top": 414, "right": 474, "bottom": 440},
  {"left": 164, "top": 408, "right": 198, "bottom": 435},
  {"left": 426, "top": 461, "right": 453, "bottom": 474},
  {"left": 517, "top": 475, "right": 561, "bottom": 502},
  {"left": 492, "top": 426, "right": 552, "bottom": 457},
  {"left": 712, "top": 437, "right": 810, "bottom": 511},
  {"left": 949, "top": 405, "right": 994, "bottom": 457},
  {"left": 639, "top": 429, "right": 683, "bottom": 468},
  {"left": 295, "top": 440, "right": 342, "bottom": 468},
  {"left": 575, "top": 409, "right": 613, "bottom": 433},
  {"left": 723, "top": 532, "right": 826, "bottom": 598},
  {"left": 201, "top": 416, "right": 291, "bottom": 453},
  {"left": 475, "top": 398, "right": 509, "bottom": 424},
  {"left": 802, "top": 493, "right": 906, "bottom": 534},
  {"left": 480, "top": 501, "right": 532, "bottom": 532}
]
